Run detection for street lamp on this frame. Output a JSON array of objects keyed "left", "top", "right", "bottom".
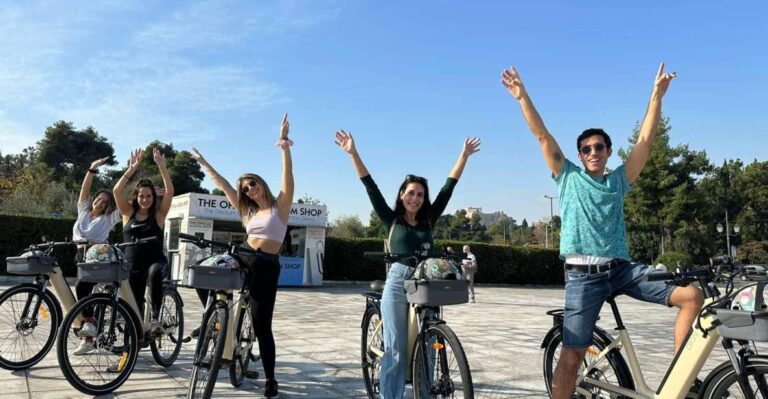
[
  {"left": 544, "top": 195, "right": 558, "bottom": 248},
  {"left": 501, "top": 210, "right": 507, "bottom": 245},
  {"left": 716, "top": 210, "right": 740, "bottom": 258}
]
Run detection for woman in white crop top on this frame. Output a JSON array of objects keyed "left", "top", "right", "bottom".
[
  {"left": 190, "top": 113, "right": 294, "bottom": 398},
  {"left": 72, "top": 156, "right": 123, "bottom": 355}
]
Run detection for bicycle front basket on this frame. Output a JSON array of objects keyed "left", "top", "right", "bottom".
[
  {"left": 77, "top": 244, "right": 129, "bottom": 283},
  {"left": 186, "top": 262, "right": 243, "bottom": 291},
  {"left": 715, "top": 309, "right": 768, "bottom": 342},
  {"left": 5, "top": 251, "right": 55, "bottom": 275},
  {"left": 403, "top": 279, "right": 469, "bottom": 306}
]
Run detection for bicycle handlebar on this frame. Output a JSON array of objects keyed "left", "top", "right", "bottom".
[
  {"left": 29, "top": 239, "right": 89, "bottom": 252},
  {"left": 116, "top": 236, "right": 158, "bottom": 249},
  {"left": 646, "top": 271, "right": 675, "bottom": 282},
  {"left": 178, "top": 233, "right": 259, "bottom": 256},
  {"left": 363, "top": 251, "right": 466, "bottom": 265}
]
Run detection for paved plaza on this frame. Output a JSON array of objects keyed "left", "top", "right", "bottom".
[{"left": 0, "top": 279, "right": 754, "bottom": 398}]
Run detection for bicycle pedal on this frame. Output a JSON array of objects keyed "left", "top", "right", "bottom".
[{"left": 245, "top": 370, "right": 259, "bottom": 379}]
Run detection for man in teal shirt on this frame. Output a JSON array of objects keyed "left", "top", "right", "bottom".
[{"left": 501, "top": 63, "right": 703, "bottom": 399}]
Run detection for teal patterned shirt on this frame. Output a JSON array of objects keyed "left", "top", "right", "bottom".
[{"left": 554, "top": 159, "right": 633, "bottom": 261}]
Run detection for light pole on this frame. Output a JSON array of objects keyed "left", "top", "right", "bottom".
[
  {"left": 716, "top": 209, "right": 740, "bottom": 258},
  {"left": 501, "top": 210, "right": 507, "bottom": 245},
  {"left": 544, "top": 195, "right": 558, "bottom": 248}
]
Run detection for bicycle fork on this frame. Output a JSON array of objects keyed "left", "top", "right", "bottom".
[
  {"left": 723, "top": 339, "right": 768, "bottom": 398},
  {"left": 18, "top": 277, "right": 49, "bottom": 332}
]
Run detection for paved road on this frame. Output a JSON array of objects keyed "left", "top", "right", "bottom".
[{"left": 0, "top": 280, "right": 760, "bottom": 398}]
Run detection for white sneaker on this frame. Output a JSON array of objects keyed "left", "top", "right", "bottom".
[
  {"left": 73, "top": 340, "right": 95, "bottom": 355},
  {"left": 79, "top": 321, "right": 97, "bottom": 338}
]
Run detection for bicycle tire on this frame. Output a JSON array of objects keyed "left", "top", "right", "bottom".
[
  {"left": 0, "top": 285, "right": 60, "bottom": 370},
  {"left": 361, "top": 305, "right": 383, "bottom": 398},
  {"left": 412, "top": 323, "right": 474, "bottom": 399},
  {"left": 702, "top": 361, "right": 768, "bottom": 398},
  {"left": 188, "top": 301, "right": 229, "bottom": 399},
  {"left": 541, "top": 326, "right": 634, "bottom": 398},
  {"left": 229, "top": 301, "right": 257, "bottom": 387},
  {"left": 150, "top": 289, "right": 184, "bottom": 367},
  {"left": 56, "top": 295, "right": 140, "bottom": 395}
]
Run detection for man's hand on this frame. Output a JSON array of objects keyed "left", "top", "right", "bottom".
[
  {"left": 501, "top": 66, "right": 527, "bottom": 100},
  {"left": 652, "top": 62, "right": 676, "bottom": 98}
]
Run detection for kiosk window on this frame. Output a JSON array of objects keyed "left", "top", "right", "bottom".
[{"left": 169, "top": 219, "right": 181, "bottom": 251}]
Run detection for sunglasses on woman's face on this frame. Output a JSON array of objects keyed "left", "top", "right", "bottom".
[
  {"left": 241, "top": 180, "right": 258, "bottom": 193},
  {"left": 405, "top": 174, "right": 428, "bottom": 184},
  {"left": 579, "top": 143, "right": 606, "bottom": 155}
]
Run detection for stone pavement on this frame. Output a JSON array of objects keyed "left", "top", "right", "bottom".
[{"left": 0, "top": 280, "right": 759, "bottom": 398}]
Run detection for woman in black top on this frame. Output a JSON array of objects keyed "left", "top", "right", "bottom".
[
  {"left": 334, "top": 130, "right": 480, "bottom": 399},
  {"left": 113, "top": 147, "right": 174, "bottom": 336}
]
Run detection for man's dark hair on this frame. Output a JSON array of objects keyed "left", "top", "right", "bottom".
[{"left": 576, "top": 128, "right": 612, "bottom": 151}]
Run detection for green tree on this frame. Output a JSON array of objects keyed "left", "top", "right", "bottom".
[
  {"left": 114, "top": 141, "right": 206, "bottom": 195},
  {"left": 487, "top": 215, "right": 516, "bottom": 244},
  {"left": 366, "top": 211, "right": 386, "bottom": 238},
  {"left": 619, "top": 117, "right": 712, "bottom": 263},
  {"left": 211, "top": 188, "right": 226, "bottom": 196},
  {"left": 297, "top": 194, "right": 324, "bottom": 205},
  {"left": 735, "top": 161, "right": 768, "bottom": 242},
  {"left": 36, "top": 121, "right": 116, "bottom": 187},
  {"left": 433, "top": 214, "right": 455, "bottom": 239},
  {"left": 329, "top": 214, "right": 366, "bottom": 238}
]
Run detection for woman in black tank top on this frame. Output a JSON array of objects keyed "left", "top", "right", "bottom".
[{"left": 113, "top": 147, "right": 175, "bottom": 336}]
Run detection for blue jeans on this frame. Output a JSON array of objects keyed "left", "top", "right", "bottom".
[
  {"left": 380, "top": 262, "right": 412, "bottom": 399},
  {"left": 563, "top": 260, "right": 676, "bottom": 348}
]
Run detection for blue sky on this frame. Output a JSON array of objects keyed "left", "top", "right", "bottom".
[{"left": 2, "top": 1, "right": 767, "bottom": 226}]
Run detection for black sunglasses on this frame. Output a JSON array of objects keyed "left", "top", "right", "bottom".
[
  {"left": 579, "top": 143, "right": 607, "bottom": 155},
  {"left": 241, "top": 180, "right": 258, "bottom": 193},
  {"left": 405, "top": 174, "right": 428, "bottom": 184}
]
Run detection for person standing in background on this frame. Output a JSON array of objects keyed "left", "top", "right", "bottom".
[{"left": 462, "top": 245, "right": 477, "bottom": 303}]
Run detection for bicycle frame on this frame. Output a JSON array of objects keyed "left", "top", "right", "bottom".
[
  {"left": 215, "top": 289, "right": 249, "bottom": 362},
  {"left": 575, "top": 296, "right": 721, "bottom": 399},
  {"left": 47, "top": 267, "right": 78, "bottom": 312},
  {"left": 366, "top": 300, "right": 437, "bottom": 376}
]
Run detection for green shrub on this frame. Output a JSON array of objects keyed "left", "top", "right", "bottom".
[
  {"left": 736, "top": 241, "right": 768, "bottom": 264},
  {"left": 324, "top": 237, "right": 563, "bottom": 285},
  {"left": 1, "top": 214, "right": 121, "bottom": 276},
  {"left": 2, "top": 214, "right": 563, "bottom": 284}
]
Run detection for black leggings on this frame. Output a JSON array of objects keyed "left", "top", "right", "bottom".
[
  {"left": 128, "top": 262, "right": 166, "bottom": 320},
  {"left": 243, "top": 251, "right": 281, "bottom": 380}
]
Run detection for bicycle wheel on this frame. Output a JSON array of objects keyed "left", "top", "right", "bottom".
[
  {"left": 150, "top": 289, "right": 184, "bottom": 367},
  {"left": 188, "top": 302, "right": 229, "bottom": 399},
  {"left": 361, "top": 305, "right": 384, "bottom": 398},
  {"left": 542, "top": 326, "right": 633, "bottom": 398},
  {"left": 412, "top": 323, "right": 473, "bottom": 399},
  {"left": 702, "top": 362, "right": 768, "bottom": 398},
  {"left": 229, "top": 302, "right": 258, "bottom": 387},
  {"left": 56, "top": 295, "right": 139, "bottom": 395},
  {"left": 0, "top": 285, "right": 60, "bottom": 370}
]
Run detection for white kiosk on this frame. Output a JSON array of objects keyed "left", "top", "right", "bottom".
[{"left": 164, "top": 193, "right": 327, "bottom": 287}]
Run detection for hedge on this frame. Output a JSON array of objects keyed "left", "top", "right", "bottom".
[
  {"left": 1, "top": 214, "right": 564, "bottom": 285},
  {"left": 0, "top": 214, "right": 121, "bottom": 276},
  {"left": 324, "top": 237, "right": 564, "bottom": 285}
]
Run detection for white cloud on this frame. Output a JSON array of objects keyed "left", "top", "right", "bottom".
[{"left": 0, "top": 1, "right": 335, "bottom": 155}]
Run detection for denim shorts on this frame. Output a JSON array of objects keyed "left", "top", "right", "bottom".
[{"left": 562, "top": 260, "right": 676, "bottom": 348}]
